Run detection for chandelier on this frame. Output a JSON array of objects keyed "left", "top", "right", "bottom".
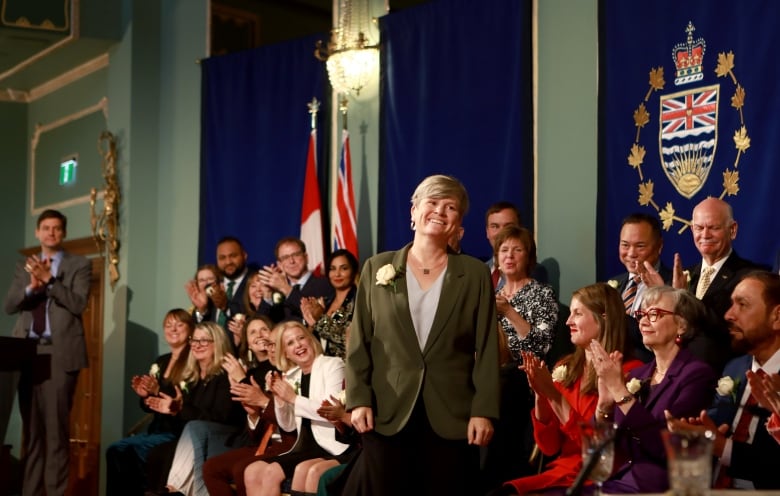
[{"left": 315, "top": 0, "right": 379, "bottom": 96}]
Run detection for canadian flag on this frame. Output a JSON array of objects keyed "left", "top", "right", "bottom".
[{"left": 300, "top": 128, "right": 325, "bottom": 276}]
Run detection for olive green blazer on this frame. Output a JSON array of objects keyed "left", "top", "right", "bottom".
[{"left": 345, "top": 242, "right": 500, "bottom": 439}]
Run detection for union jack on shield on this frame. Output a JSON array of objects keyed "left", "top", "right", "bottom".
[{"left": 658, "top": 84, "right": 719, "bottom": 199}]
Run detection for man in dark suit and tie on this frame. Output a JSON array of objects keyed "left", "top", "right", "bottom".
[
  {"left": 609, "top": 212, "right": 671, "bottom": 363},
  {"left": 666, "top": 271, "right": 780, "bottom": 490},
  {"left": 3, "top": 209, "right": 91, "bottom": 496},
  {"left": 257, "top": 237, "right": 334, "bottom": 322},
  {"left": 671, "top": 198, "right": 766, "bottom": 372},
  {"left": 192, "top": 237, "right": 255, "bottom": 348}
]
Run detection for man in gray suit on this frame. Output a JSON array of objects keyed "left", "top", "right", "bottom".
[{"left": 3, "top": 209, "right": 91, "bottom": 496}]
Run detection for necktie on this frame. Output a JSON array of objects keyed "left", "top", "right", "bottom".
[
  {"left": 696, "top": 267, "right": 716, "bottom": 299},
  {"left": 31, "top": 292, "right": 48, "bottom": 335},
  {"left": 622, "top": 274, "right": 640, "bottom": 315},
  {"left": 491, "top": 267, "right": 500, "bottom": 288},
  {"left": 226, "top": 280, "right": 236, "bottom": 301},
  {"left": 713, "top": 369, "right": 767, "bottom": 488}
]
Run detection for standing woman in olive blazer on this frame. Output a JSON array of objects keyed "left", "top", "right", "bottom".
[{"left": 343, "top": 174, "right": 501, "bottom": 496}]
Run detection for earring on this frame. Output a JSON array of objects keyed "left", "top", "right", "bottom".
[
  {"left": 675, "top": 334, "right": 683, "bottom": 346},
  {"left": 410, "top": 220, "right": 415, "bottom": 230}
]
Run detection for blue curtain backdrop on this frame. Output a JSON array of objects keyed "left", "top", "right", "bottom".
[
  {"left": 199, "top": 34, "right": 326, "bottom": 266},
  {"left": 598, "top": 0, "right": 779, "bottom": 279},
  {"left": 379, "top": 0, "right": 533, "bottom": 260}
]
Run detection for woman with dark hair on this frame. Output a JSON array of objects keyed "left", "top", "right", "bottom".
[
  {"left": 591, "top": 285, "right": 717, "bottom": 494},
  {"left": 105, "top": 308, "right": 194, "bottom": 496},
  {"left": 301, "top": 249, "right": 359, "bottom": 360},
  {"left": 488, "top": 283, "right": 642, "bottom": 496}
]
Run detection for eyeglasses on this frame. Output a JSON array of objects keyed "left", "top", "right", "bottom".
[
  {"left": 634, "top": 307, "right": 676, "bottom": 323},
  {"left": 189, "top": 337, "right": 215, "bottom": 346},
  {"left": 278, "top": 250, "right": 304, "bottom": 263}
]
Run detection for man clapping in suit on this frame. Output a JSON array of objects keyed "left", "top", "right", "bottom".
[
  {"left": 257, "top": 237, "right": 333, "bottom": 323},
  {"left": 666, "top": 271, "right": 780, "bottom": 490},
  {"left": 609, "top": 213, "right": 671, "bottom": 363},
  {"left": 3, "top": 209, "right": 91, "bottom": 496}
]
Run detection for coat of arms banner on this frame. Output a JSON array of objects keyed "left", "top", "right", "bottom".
[{"left": 598, "top": 0, "right": 779, "bottom": 278}]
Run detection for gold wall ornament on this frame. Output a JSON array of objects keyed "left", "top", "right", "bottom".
[
  {"left": 90, "top": 131, "right": 121, "bottom": 289},
  {"left": 627, "top": 21, "right": 749, "bottom": 234}
]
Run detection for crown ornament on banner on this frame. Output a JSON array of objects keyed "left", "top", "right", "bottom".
[{"left": 673, "top": 21, "right": 706, "bottom": 85}]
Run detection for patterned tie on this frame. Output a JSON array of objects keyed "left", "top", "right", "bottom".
[
  {"left": 713, "top": 369, "right": 767, "bottom": 488},
  {"left": 696, "top": 266, "right": 716, "bottom": 299},
  {"left": 622, "top": 274, "right": 640, "bottom": 315},
  {"left": 226, "top": 280, "right": 236, "bottom": 301}
]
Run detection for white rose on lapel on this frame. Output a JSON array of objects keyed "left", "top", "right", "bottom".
[
  {"left": 149, "top": 363, "right": 160, "bottom": 378},
  {"left": 607, "top": 280, "right": 619, "bottom": 289},
  {"left": 551, "top": 365, "right": 567, "bottom": 383},
  {"left": 716, "top": 376, "right": 738, "bottom": 402},
  {"left": 626, "top": 378, "right": 642, "bottom": 395},
  {"left": 376, "top": 264, "right": 403, "bottom": 291}
]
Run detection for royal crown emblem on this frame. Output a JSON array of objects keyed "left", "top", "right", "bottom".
[
  {"left": 673, "top": 21, "right": 705, "bottom": 86},
  {"left": 625, "top": 21, "right": 750, "bottom": 234}
]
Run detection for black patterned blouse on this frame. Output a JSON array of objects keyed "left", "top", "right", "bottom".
[
  {"left": 311, "top": 286, "right": 356, "bottom": 360},
  {"left": 497, "top": 279, "right": 558, "bottom": 362}
]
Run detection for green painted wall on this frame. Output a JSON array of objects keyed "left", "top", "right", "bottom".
[{"left": 0, "top": 0, "right": 600, "bottom": 491}]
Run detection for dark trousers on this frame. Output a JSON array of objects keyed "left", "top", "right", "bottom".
[
  {"left": 341, "top": 398, "right": 480, "bottom": 496},
  {"left": 18, "top": 350, "right": 78, "bottom": 496}
]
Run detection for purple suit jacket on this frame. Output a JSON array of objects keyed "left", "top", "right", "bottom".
[{"left": 603, "top": 348, "right": 717, "bottom": 494}]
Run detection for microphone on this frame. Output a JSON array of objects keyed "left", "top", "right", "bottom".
[{"left": 565, "top": 429, "right": 615, "bottom": 496}]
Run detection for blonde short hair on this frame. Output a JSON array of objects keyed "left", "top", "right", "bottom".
[{"left": 411, "top": 174, "right": 469, "bottom": 217}]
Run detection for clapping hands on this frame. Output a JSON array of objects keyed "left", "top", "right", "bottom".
[
  {"left": 300, "top": 296, "right": 325, "bottom": 326},
  {"left": 145, "top": 386, "right": 183, "bottom": 415},
  {"left": 131, "top": 374, "right": 160, "bottom": 398}
]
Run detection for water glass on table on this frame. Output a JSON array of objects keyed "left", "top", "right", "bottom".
[
  {"left": 579, "top": 421, "right": 616, "bottom": 496},
  {"left": 662, "top": 429, "right": 715, "bottom": 496}
]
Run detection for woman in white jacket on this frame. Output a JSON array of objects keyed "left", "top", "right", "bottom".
[{"left": 244, "top": 321, "right": 351, "bottom": 496}]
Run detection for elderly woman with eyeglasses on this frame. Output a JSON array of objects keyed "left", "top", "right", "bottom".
[{"left": 590, "top": 285, "right": 717, "bottom": 494}]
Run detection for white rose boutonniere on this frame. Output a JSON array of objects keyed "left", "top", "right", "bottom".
[
  {"left": 551, "top": 365, "right": 567, "bottom": 383},
  {"left": 337, "top": 389, "right": 347, "bottom": 405},
  {"left": 607, "top": 279, "right": 619, "bottom": 289},
  {"left": 682, "top": 269, "right": 692, "bottom": 289},
  {"left": 376, "top": 264, "right": 403, "bottom": 291},
  {"left": 716, "top": 376, "right": 738, "bottom": 402},
  {"left": 179, "top": 381, "right": 189, "bottom": 394},
  {"left": 149, "top": 363, "right": 160, "bottom": 378},
  {"left": 272, "top": 291, "right": 284, "bottom": 304},
  {"left": 626, "top": 378, "right": 642, "bottom": 395}
]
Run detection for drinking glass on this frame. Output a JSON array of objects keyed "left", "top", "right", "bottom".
[
  {"left": 580, "top": 421, "right": 616, "bottom": 496},
  {"left": 662, "top": 429, "right": 714, "bottom": 496}
]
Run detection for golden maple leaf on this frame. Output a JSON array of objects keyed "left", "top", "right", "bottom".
[
  {"left": 645, "top": 67, "right": 665, "bottom": 101},
  {"left": 638, "top": 180, "right": 654, "bottom": 206},
  {"left": 715, "top": 51, "right": 735, "bottom": 78},
  {"left": 659, "top": 202, "right": 676, "bottom": 231},
  {"left": 634, "top": 103, "right": 650, "bottom": 129},
  {"left": 722, "top": 169, "right": 740, "bottom": 196},
  {"left": 649, "top": 67, "right": 665, "bottom": 91},
  {"left": 733, "top": 126, "right": 750, "bottom": 153},
  {"left": 731, "top": 85, "right": 745, "bottom": 110},
  {"left": 628, "top": 144, "right": 646, "bottom": 169}
]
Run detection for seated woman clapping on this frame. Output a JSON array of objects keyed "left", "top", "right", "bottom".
[{"left": 243, "top": 321, "right": 353, "bottom": 496}]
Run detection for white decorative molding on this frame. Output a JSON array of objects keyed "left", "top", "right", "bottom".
[{"left": 30, "top": 97, "right": 109, "bottom": 215}]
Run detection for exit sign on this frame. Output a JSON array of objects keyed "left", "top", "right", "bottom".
[{"left": 59, "top": 158, "right": 77, "bottom": 185}]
